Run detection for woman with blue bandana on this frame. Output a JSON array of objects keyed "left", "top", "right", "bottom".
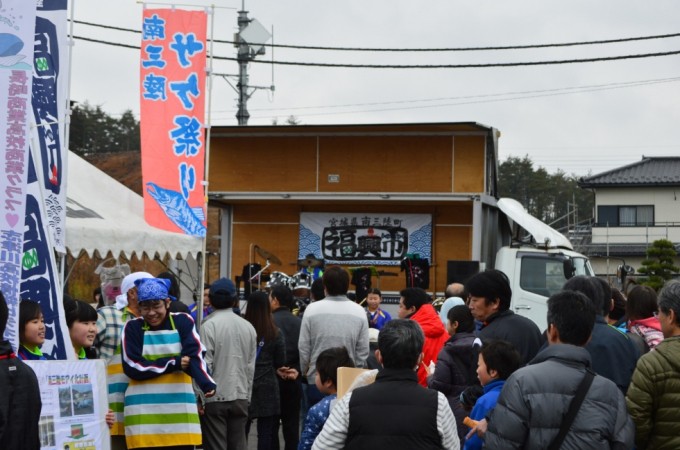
[{"left": 121, "top": 277, "right": 216, "bottom": 450}]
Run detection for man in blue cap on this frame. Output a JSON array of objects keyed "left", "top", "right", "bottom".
[{"left": 199, "top": 277, "right": 257, "bottom": 450}]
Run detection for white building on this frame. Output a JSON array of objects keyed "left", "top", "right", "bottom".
[{"left": 577, "top": 156, "right": 680, "bottom": 281}]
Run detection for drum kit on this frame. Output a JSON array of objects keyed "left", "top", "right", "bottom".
[
  {"left": 266, "top": 255, "right": 324, "bottom": 298},
  {"left": 248, "top": 244, "right": 324, "bottom": 299}
]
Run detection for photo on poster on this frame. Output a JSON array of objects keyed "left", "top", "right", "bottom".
[
  {"left": 72, "top": 384, "right": 95, "bottom": 415},
  {"left": 58, "top": 387, "right": 72, "bottom": 417},
  {"left": 39, "top": 415, "right": 56, "bottom": 447}
]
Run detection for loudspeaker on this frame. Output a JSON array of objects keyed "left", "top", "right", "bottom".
[{"left": 446, "top": 260, "right": 480, "bottom": 285}]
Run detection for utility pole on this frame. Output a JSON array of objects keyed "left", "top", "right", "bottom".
[
  {"left": 233, "top": 0, "right": 273, "bottom": 125},
  {"left": 236, "top": 6, "right": 251, "bottom": 125}
]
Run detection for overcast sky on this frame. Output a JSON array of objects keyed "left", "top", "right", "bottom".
[{"left": 72, "top": 0, "right": 680, "bottom": 176}]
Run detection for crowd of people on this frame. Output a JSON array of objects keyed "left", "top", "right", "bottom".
[{"left": 1, "top": 265, "right": 679, "bottom": 450}]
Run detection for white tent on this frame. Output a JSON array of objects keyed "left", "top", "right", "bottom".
[{"left": 65, "top": 151, "right": 202, "bottom": 259}]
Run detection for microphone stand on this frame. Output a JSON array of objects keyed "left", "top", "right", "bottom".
[{"left": 249, "top": 258, "right": 271, "bottom": 286}]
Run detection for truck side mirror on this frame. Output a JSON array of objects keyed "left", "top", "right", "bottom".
[{"left": 563, "top": 259, "right": 576, "bottom": 280}]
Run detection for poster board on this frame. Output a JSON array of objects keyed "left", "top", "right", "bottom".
[
  {"left": 26, "top": 360, "right": 111, "bottom": 450},
  {"left": 336, "top": 367, "right": 375, "bottom": 400}
]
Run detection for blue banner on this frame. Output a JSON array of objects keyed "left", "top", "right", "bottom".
[
  {"left": 19, "top": 0, "right": 72, "bottom": 359},
  {"left": 22, "top": 158, "right": 68, "bottom": 359}
]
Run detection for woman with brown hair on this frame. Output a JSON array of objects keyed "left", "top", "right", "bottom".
[
  {"left": 244, "top": 291, "right": 286, "bottom": 450},
  {"left": 627, "top": 285, "right": 664, "bottom": 351}
]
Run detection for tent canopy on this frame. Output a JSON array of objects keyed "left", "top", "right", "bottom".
[{"left": 66, "top": 151, "right": 202, "bottom": 259}]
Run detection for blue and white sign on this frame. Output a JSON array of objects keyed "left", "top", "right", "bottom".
[
  {"left": 21, "top": 0, "right": 72, "bottom": 360},
  {"left": 299, "top": 212, "right": 432, "bottom": 266}
]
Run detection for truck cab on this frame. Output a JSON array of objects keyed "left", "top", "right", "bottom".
[
  {"left": 494, "top": 198, "right": 594, "bottom": 331},
  {"left": 495, "top": 246, "right": 594, "bottom": 330}
]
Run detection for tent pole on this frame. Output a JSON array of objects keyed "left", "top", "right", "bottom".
[
  {"left": 154, "top": 257, "right": 198, "bottom": 294},
  {"left": 63, "top": 252, "right": 83, "bottom": 284},
  {"left": 196, "top": 4, "right": 216, "bottom": 333}
]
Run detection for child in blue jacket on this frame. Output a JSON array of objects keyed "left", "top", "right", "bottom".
[
  {"left": 464, "top": 340, "right": 521, "bottom": 450},
  {"left": 298, "top": 347, "right": 355, "bottom": 450}
]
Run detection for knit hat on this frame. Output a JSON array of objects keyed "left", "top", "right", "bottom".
[{"left": 135, "top": 278, "right": 171, "bottom": 302}]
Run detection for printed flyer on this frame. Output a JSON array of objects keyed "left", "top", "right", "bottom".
[{"left": 25, "top": 360, "right": 110, "bottom": 450}]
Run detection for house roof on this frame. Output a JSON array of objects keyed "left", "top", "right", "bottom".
[
  {"left": 578, "top": 156, "right": 680, "bottom": 188},
  {"left": 210, "top": 121, "right": 496, "bottom": 136}
]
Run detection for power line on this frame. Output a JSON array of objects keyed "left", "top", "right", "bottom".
[
  {"left": 71, "top": 19, "right": 680, "bottom": 52},
  {"left": 107, "top": 76, "right": 680, "bottom": 119},
  {"left": 236, "top": 76, "right": 680, "bottom": 113},
  {"left": 203, "top": 32, "right": 680, "bottom": 52},
  {"left": 73, "top": 35, "right": 680, "bottom": 69},
  {"left": 240, "top": 77, "right": 680, "bottom": 119},
  {"left": 75, "top": 36, "right": 140, "bottom": 50},
  {"left": 224, "top": 51, "right": 680, "bottom": 68}
]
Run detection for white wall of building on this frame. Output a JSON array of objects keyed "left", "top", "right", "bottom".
[{"left": 592, "top": 186, "right": 680, "bottom": 244}]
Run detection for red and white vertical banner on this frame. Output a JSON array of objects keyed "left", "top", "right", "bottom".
[
  {"left": 0, "top": 0, "right": 37, "bottom": 350},
  {"left": 140, "top": 8, "right": 207, "bottom": 237}
]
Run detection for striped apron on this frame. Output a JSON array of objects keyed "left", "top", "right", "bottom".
[
  {"left": 107, "top": 309, "right": 132, "bottom": 436},
  {"left": 124, "top": 316, "right": 201, "bottom": 449}
]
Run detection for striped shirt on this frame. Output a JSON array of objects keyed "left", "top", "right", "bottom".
[{"left": 312, "top": 389, "right": 460, "bottom": 450}]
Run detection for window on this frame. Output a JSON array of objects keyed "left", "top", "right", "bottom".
[
  {"left": 598, "top": 206, "right": 618, "bottom": 226},
  {"left": 636, "top": 206, "right": 654, "bottom": 225},
  {"left": 519, "top": 257, "right": 565, "bottom": 298},
  {"left": 597, "top": 205, "right": 654, "bottom": 227},
  {"left": 519, "top": 255, "right": 594, "bottom": 298}
]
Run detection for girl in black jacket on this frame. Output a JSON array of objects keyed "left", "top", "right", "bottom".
[
  {"left": 427, "top": 305, "right": 481, "bottom": 445},
  {"left": 244, "top": 291, "right": 286, "bottom": 450}
]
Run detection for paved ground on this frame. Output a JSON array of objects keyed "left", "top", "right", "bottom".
[
  {"left": 194, "top": 423, "right": 287, "bottom": 450},
  {"left": 246, "top": 424, "right": 286, "bottom": 450}
]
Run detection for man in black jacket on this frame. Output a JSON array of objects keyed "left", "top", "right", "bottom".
[
  {"left": 312, "top": 319, "right": 459, "bottom": 450},
  {"left": 270, "top": 284, "right": 303, "bottom": 450},
  {"left": 0, "top": 291, "right": 42, "bottom": 450},
  {"left": 466, "top": 270, "right": 544, "bottom": 365},
  {"left": 563, "top": 276, "right": 638, "bottom": 393}
]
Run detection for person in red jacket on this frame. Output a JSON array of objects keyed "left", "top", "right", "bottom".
[{"left": 398, "top": 287, "right": 449, "bottom": 386}]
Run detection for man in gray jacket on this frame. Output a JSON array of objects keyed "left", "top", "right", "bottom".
[
  {"left": 199, "top": 278, "right": 257, "bottom": 450},
  {"left": 299, "top": 266, "right": 369, "bottom": 406},
  {"left": 483, "top": 290, "right": 634, "bottom": 449}
]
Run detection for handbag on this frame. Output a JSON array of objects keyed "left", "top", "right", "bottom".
[{"left": 547, "top": 368, "right": 595, "bottom": 450}]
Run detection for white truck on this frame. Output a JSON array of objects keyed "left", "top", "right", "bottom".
[
  {"left": 379, "top": 198, "right": 594, "bottom": 331},
  {"left": 492, "top": 198, "right": 594, "bottom": 330}
]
